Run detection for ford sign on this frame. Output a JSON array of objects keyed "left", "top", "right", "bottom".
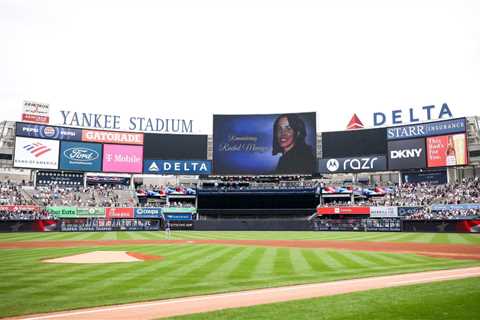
[
  {"left": 64, "top": 147, "right": 99, "bottom": 162},
  {"left": 60, "top": 142, "right": 102, "bottom": 171}
]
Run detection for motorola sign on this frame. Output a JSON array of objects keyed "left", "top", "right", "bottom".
[
  {"left": 387, "top": 138, "right": 426, "bottom": 170},
  {"left": 318, "top": 156, "right": 387, "bottom": 173},
  {"left": 326, "top": 159, "right": 339, "bottom": 172}
]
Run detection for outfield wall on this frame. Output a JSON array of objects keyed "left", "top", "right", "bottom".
[
  {"left": 193, "top": 219, "right": 313, "bottom": 231},
  {"left": 402, "top": 219, "right": 480, "bottom": 233},
  {"left": 1, "top": 219, "right": 480, "bottom": 233}
]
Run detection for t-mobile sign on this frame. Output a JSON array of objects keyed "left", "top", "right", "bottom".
[{"left": 103, "top": 144, "right": 143, "bottom": 173}]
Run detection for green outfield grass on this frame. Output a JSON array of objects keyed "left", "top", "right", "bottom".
[
  {"left": 167, "top": 277, "right": 480, "bottom": 320},
  {"left": 0, "top": 243, "right": 479, "bottom": 317},
  {"left": 0, "top": 231, "right": 479, "bottom": 244}
]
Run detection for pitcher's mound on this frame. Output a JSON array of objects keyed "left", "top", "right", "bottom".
[{"left": 44, "top": 251, "right": 163, "bottom": 264}]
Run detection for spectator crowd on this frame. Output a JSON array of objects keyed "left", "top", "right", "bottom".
[
  {"left": 31, "top": 185, "right": 137, "bottom": 208},
  {"left": 0, "top": 178, "right": 479, "bottom": 220}
]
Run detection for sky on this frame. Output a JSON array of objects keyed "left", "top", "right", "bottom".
[{"left": 1, "top": 0, "right": 480, "bottom": 133}]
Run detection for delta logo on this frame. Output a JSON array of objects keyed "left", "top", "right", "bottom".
[
  {"left": 346, "top": 114, "right": 364, "bottom": 130},
  {"left": 148, "top": 162, "right": 159, "bottom": 172},
  {"left": 23, "top": 142, "right": 51, "bottom": 157}
]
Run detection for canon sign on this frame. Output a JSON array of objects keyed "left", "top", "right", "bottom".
[
  {"left": 318, "top": 156, "right": 387, "bottom": 173},
  {"left": 387, "top": 138, "right": 426, "bottom": 170}
]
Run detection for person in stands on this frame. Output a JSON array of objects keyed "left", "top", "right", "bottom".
[{"left": 272, "top": 113, "right": 315, "bottom": 174}]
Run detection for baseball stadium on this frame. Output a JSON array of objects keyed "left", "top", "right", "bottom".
[
  {"left": 2, "top": 1, "right": 480, "bottom": 320},
  {"left": 0, "top": 110, "right": 479, "bottom": 320}
]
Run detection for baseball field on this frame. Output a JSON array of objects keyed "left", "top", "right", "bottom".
[{"left": 0, "top": 231, "right": 479, "bottom": 319}]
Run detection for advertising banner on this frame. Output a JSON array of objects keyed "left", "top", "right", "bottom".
[
  {"left": 59, "top": 141, "right": 102, "bottom": 172},
  {"left": 60, "top": 219, "right": 160, "bottom": 232},
  {"left": 0, "top": 220, "right": 58, "bottom": 232},
  {"left": 106, "top": 207, "right": 134, "bottom": 219},
  {"left": 431, "top": 204, "right": 480, "bottom": 211},
  {"left": 312, "top": 219, "right": 363, "bottom": 231},
  {"left": 313, "top": 218, "right": 400, "bottom": 232},
  {"left": 82, "top": 129, "right": 144, "bottom": 145},
  {"left": 134, "top": 207, "right": 162, "bottom": 219},
  {"left": 16, "top": 122, "right": 82, "bottom": 141},
  {"left": 397, "top": 206, "right": 424, "bottom": 216},
  {"left": 317, "top": 207, "right": 371, "bottom": 215},
  {"left": 426, "top": 133, "right": 468, "bottom": 167},
  {"left": 163, "top": 207, "right": 196, "bottom": 214},
  {"left": 457, "top": 220, "right": 480, "bottom": 233},
  {"left": 36, "top": 171, "right": 84, "bottom": 186},
  {"left": 76, "top": 207, "right": 106, "bottom": 218},
  {"left": 143, "top": 134, "right": 207, "bottom": 160},
  {"left": 144, "top": 160, "right": 211, "bottom": 175},
  {"left": 47, "top": 207, "right": 78, "bottom": 218},
  {"left": 86, "top": 176, "right": 131, "bottom": 185},
  {"left": 102, "top": 144, "right": 143, "bottom": 173},
  {"left": 22, "top": 100, "right": 50, "bottom": 124},
  {"left": 165, "top": 213, "right": 192, "bottom": 221},
  {"left": 387, "top": 138, "right": 426, "bottom": 170},
  {"left": 387, "top": 118, "right": 466, "bottom": 140},
  {"left": 169, "top": 221, "right": 194, "bottom": 230},
  {"left": 14, "top": 137, "right": 60, "bottom": 169},
  {"left": 401, "top": 170, "right": 447, "bottom": 185},
  {"left": 0, "top": 205, "right": 41, "bottom": 212},
  {"left": 369, "top": 206, "right": 399, "bottom": 218},
  {"left": 402, "top": 220, "right": 480, "bottom": 233},
  {"left": 322, "top": 128, "right": 387, "bottom": 158},
  {"left": 318, "top": 155, "right": 387, "bottom": 174},
  {"left": 213, "top": 112, "right": 317, "bottom": 175}
]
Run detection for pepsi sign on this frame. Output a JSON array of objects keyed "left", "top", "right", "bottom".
[
  {"left": 60, "top": 142, "right": 102, "bottom": 172},
  {"left": 144, "top": 160, "right": 212, "bottom": 175},
  {"left": 16, "top": 122, "right": 82, "bottom": 141}
]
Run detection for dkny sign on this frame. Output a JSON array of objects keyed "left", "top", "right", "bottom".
[
  {"left": 318, "top": 155, "right": 387, "bottom": 173},
  {"left": 387, "top": 138, "right": 426, "bottom": 170}
]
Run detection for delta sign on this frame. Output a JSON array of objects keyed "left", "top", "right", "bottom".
[{"left": 346, "top": 103, "right": 454, "bottom": 129}]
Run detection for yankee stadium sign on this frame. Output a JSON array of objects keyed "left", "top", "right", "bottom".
[{"left": 59, "top": 110, "right": 194, "bottom": 133}]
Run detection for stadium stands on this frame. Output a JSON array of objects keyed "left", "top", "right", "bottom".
[{"left": 0, "top": 178, "right": 479, "bottom": 221}]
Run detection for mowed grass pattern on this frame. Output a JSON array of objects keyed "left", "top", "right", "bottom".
[
  {"left": 0, "top": 243, "right": 479, "bottom": 317},
  {"left": 167, "top": 277, "right": 480, "bottom": 320},
  {"left": 0, "top": 231, "right": 479, "bottom": 245}
]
